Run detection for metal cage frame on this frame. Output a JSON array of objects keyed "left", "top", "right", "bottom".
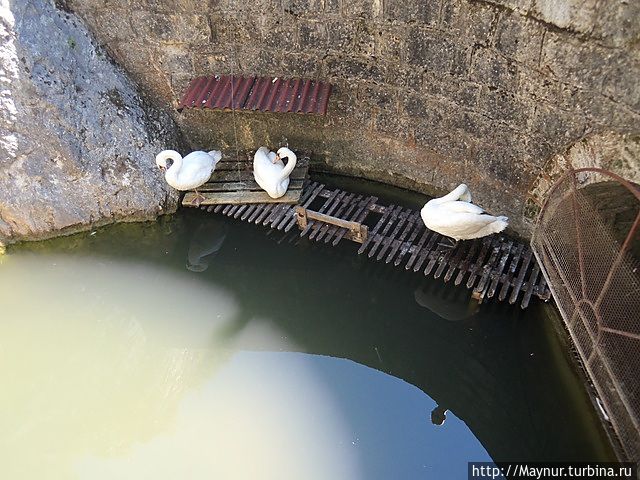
[{"left": 532, "top": 167, "right": 640, "bottom": 461}]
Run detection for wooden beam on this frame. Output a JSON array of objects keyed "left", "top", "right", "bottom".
[
  {"left": 206, "top": 169, "right": 308, "bottom": 182},
  {"left": 199, "top": 179, "right": 304, "bottom": 192},
  {"left": 183, "top": 189, "right": 301, "bottom": 206},
  {"left": 295, "top": 206, "right": 368, "bottom": 243}
]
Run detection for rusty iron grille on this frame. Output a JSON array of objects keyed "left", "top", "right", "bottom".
[
  {"left": 178, "top": 75, "right": 333, "bottom": 115},
  {"left": 531, "top": 167, "right": 640, "bottom": 461}
]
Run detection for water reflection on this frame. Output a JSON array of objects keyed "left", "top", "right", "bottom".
[
  {"left": 431, "top": 405, "right": 448, "bottom": 426},
  {"left": 414, "top": 281, "right": 479, "bottom": 322},
  {"left": 186, "top": 220, "right": 228, "bottom": 273}
]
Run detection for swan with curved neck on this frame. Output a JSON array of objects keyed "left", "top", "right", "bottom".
[
  {"left": 253, "top": 146, "right": 297, "bottom": 199},
  {"left": 155, "top": 149, "right": 222, "bottom": 205},
  {"left": 420, "top": 184, "right": 508, "bottom": 245}
]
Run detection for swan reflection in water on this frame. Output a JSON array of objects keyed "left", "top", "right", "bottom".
[
  {"left": 431, "top": 405, "right": 448, "bottom": 426},
  {"left": 414, "top": 281, "right": 479, "bottom": 322},
  {"left": 186, "top": 220, "right": 229, "bottom": 272}
]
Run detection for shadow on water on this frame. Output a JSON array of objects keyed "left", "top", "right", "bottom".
[{"left": 14, "top": 203, "right": 615, "bottom": 469}]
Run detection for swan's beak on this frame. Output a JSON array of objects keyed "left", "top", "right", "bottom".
[
  {"left": 273, "top": 154, "right": 280, "bottom": 164},
  {"left": 157, "top": 165, "right": 165, "bottom": 171}
]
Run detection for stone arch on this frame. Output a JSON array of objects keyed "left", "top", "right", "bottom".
[{"left": 525, "top": 132, "right": 640, "bottom": 223}]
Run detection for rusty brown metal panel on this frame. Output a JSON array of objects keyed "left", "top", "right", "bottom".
[
  {"left": 180, "top": 76, "right": 206, "bottom": 108},
  {"left": 211, "top": 75, "right": 232, "bottom": 109},
  {"left": 234, "top": 76, "right": 255, "bottom": 109},
  {"left": 294, "top": 79, "right": 312, "bottom": 113},
  {"left": 305, "top": 81, "right": 321, "bottom": 113},
  {"left": 245, "top": 77, "right": 270, "bottom": 110},
  {"left": 194, "top": 75, "right": 217, "bottom": 107},
  {"left": 178, "top": 75, "right": 332, "bottom": 114},
  {"left": 203, "top": 75, "right": 226, "bottom": 109},
  {"left": 266, "top": 78, "right": 283, "bottom": 112}
]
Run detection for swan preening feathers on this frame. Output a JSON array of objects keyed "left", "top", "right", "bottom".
[
  {"left": 155, "top": 147, "right": 505, "bottom": 246},
  {"left": 420, "top": 184, "right": 508, "bottom": 242},
  {"left": 253, "top": 146, "right": 297, "bottom": 199},
  {"left": 155, "top": 149, "right": 222, "bottom": 205}
]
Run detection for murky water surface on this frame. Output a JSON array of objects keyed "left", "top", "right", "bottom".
[{"left": 1, "top": 177, "right": 614, "bottom": 479}]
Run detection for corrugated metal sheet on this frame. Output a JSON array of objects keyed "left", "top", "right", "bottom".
[{"left": 178, "top": 75, "right": 332, "bottom": 115}]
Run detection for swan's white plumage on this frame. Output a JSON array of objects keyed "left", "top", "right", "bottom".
[
  {"left": 253, "top": 146, "right": 297, "bottom": 199},
  {"left": 420, "top": 184, "right": 508, "bottom": 241},
  {"left": 155, "top": 149, "right": 222, "bottom": 191}
]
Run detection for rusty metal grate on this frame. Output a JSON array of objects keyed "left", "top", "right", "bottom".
[
  {"left": 531, "top": 167, "right": 640, "bottom": 461},
  {"left": 178, "top": 75, "right": 333, "bottom": 114}
]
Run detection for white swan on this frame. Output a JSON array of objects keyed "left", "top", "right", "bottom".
[
  {"left": 253, "top": 146, "right": 297, "bottom": 199},
  {"left": 420, "top": 184, "right": 508, "bottom": 243},
  {"left": 155, "top": 149, "right": 222, "bottom": 205}
]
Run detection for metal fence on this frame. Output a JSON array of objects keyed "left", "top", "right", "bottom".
[{"left": 531, "top": 167, "right": 640, "bottom": 461}]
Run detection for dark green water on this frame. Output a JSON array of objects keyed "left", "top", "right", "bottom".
[{"left": 1, "top": 176, "right": 614, "bottom": 479}]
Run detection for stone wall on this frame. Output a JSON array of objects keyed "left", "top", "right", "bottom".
[
  {"left": 0, "top": 0, "right": 184, "bottom": 246},
  {"left": 68, "top": 0, "right": 640, "bottom": 236}
]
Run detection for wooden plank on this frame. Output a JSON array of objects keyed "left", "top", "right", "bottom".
[
  {"left": 332, "top": 196, "right": 378, "bottom": 246},
  {"left": 521, "top": 263, "right": 541, "bottom": 309},
  {"left": 226, "top": 205, "right": 241, "bottom": 217},
  {"left": 247, "top": 203, "right": 267, "bottom": 222},
  {"left": 301, "top": 188, "right": 339, "bottom": 237},
  {"left": 210, "top": 161, "right": 253, "bottom": 171},
  {"left": 183, "top": 189, "right": 301, "bottom": 206},
  {"left": 316, "top": 193, "right": 356, "bottom": 242},
  {"left": 433, "top": 244, "right": 460, "bottom": 279},
  {"left": 358, "top": 204, "right": 396, "bottom": 255},
  {"left": 509, "top": 249, "right": 533, "bottom": 305},
  {"left": 466, "top": 236, "right": 495, "bottom": 289},
  {"left": 386, "top": 212, "right": 420, "bottom": 264},
  {"left": 393, "top": 217, "right": 424, "bottom": 267},
  {"left": 241, "top": 203, "right": 259, "bottom": 221},
  {"left": 473, "top": 238, "right": 504, "bottom": 300},
  {"left": 199, "top": 179, "right": 304, "bottom": 192},
  {"left": 498, "top": 243, "right": 524, "bottom": 301},
  {"left": 309, "top": 191, "right": 347, "bottom": 240},
  {"left": 443, "top": 242, "right": 470, "bottom": 282},
  {"left": 212, "top": 156, "right": 309, "bottom": 170},
  {"left": 454, "top": 240, "right": 480, "bottom": 286},
  {"left": 405, "top": 227, "right": 431, "bottom": 271},
  {"left": 536, "top": 274, "right": 551, "bottom": 301},
  {"left": 203, "top": 168, "right": 308, "bottom": 183},
  {"left": 376, "top": 209, "right": 411, "bottom": 261},
  {"left": 487, "top": 240, "right": 514, "bottom": 299},
  {"left": 425, "top": 242, "right": 452, "bottom": 276},
  {"left": 264, "top": 203, "right": 292, "bottom": 227},
  {"left": 283, "top": 183, "right": 326, "bottom": 232},
  {"left": 255, "top": 203, "right": 278, "bottom": 224},
  {"left": 413, "top": 229, "right": 441, "bottom": 273},
  {"left": 233, "top": 204, "right": 248, "bottom": 219},
  {"left": 322, "top": 194, "right": 362, "bottom": 243},
  {"left": 369, "top": 205, "right": 404, "bottom": 259},
  {"left": 297, "top": 207, "right": 368, "bottom": 244}
]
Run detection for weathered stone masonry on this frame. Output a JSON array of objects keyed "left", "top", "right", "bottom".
[
  {"left": 69, "top": 0, "right": 639, "bottom": 237},
  {"left": 0, "top": 0, "right": 184, "bottom": 246}
]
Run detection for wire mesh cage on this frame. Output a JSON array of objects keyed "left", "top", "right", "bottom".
[{"left": 531, "top": 167, "right": 640, "bottom": 461}]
